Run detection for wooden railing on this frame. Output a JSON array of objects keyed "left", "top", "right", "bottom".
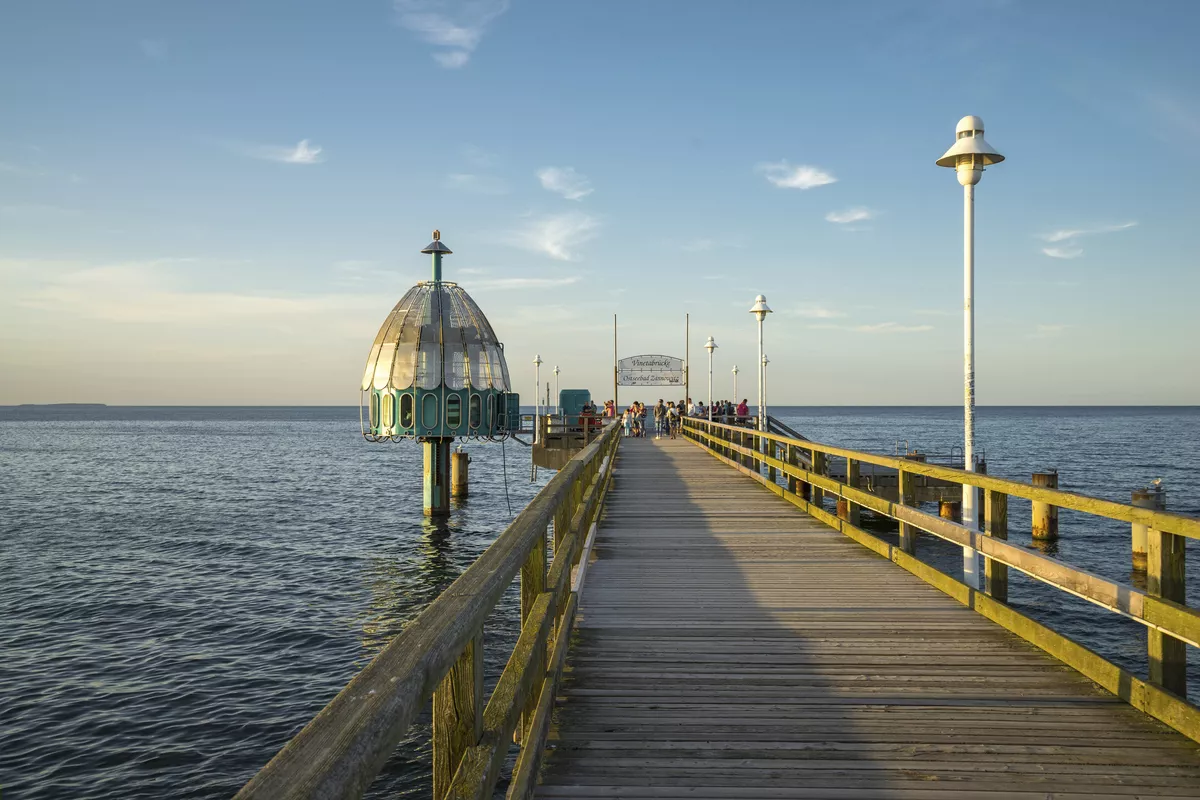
[
  {"left": 236, "top": 422, "right": 621, "bottom": 800},
  {"left": 683, "top": 417, "right": 1200, "bottom": 744}
]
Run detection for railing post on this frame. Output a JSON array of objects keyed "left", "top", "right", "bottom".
[
  {"left": 517, "top": 522, "right": 547, "bottom": 743},
  {"left": 984, "top": 489, "right": 1008, "bottom": 602},
  {"left": 432, "top": 632, "right": 483, "bottom": 800},
  {"left": 767, "top": 437, "right": 777, "bottom": 484},
  {"left": 1148, "top": 526, "right": 1187, "bottom": 696},
  {"left": 897, "top": 468, "right": 915, "bottom": 554},
  {"left": 811, "top": 449, "right": 826, "bottom": 509},
  {"left": 786, "top": 444, "right": 797, "bottom": 494},
  {"left": 1031, "top": 471, "right": 1059, "bottom": 541},
  {"left": 845, "top": 458, "right": 860, "bottom": 527}
]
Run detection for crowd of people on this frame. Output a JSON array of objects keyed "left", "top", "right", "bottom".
[{"left": 601, "top": 397, "right": 753, "bottom": 439}]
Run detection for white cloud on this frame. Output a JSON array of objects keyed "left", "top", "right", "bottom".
[
  {"left": 854, "top": 322, "right": 933, "bottom": 334},
  {"left": 243, "top": 139, "right": 325, "bottom": 165},
  {"left": 446, "top": 172, "right": 507, "bottom": 194},
  {"left": 1041, "top": 246, "right": 1084, "bottom": 260},
  {"left": 790, "top": 306, "right": 845, "bottom": 319},
  {"left": 536, "top": 166, "right": 593, "bottom": 200},
  {"left": 1041, "top": 221, "right": 1137, "bottom": 242},
  {"left": 825, "top": 207, "right": 874, "bottom": 224},
  {"left": 501, "top": 213, "right": 600, "bottom": 261},
  {"left": 139, "top": 39, "right": 168, "bottom": 60},
  {"left": 394, "top": 0, "right": 509, "bottom": 69},
  {"left": 755, "top": 161, "right": 837, "bottom": 189},
  {"left": 1031, "top": 323, "right": 1070, "bottom": 338},
  {"left": 471, "top": 276, "right": 582, "bottom": 290}
]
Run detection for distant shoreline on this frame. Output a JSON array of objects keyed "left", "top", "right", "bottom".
[{"left": 16, "top": 403, "right": 109, "bottom": 408}]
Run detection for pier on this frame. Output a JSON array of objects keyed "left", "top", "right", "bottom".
[{"left": 237, "top": 419, "right": 1200, "bottom": 799}]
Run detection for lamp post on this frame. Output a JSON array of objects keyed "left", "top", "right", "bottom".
[
  {"left": 749, "top": 295, "right": 772, "bottom": 431},
  {"left": 937, "top": 115, "right": 1004, "bottom": 591},
  {"left": 732, "top": 365, "right": 739, "bottom": 402},
  {"left": 704, "top": 337, "right": 718, "bottom": 420},
  {"left": 533, "top": 354, "right": 543, "bottom": 444},
  {"left": 553, "top": 365, "right": 560, "bottom": 415},
  {"left": 761, "top": 354, "right": 770, "bottom": 422}
]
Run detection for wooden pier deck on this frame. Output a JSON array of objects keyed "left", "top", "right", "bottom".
[{"left": 537, "top": 437, "right": 1200, "bottom": 798}]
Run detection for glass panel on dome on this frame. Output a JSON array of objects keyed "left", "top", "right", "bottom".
[
  {"left": 469, "top": 394, "right": 481, "bottom": 428},
  {"left": 467, "top": 342, "right": 487, "bottom": 387},
  {"left": 381, "top": 393, "right": 395, "bottom": 429},
  {"left": 400, "top": 393, "right": 414, "bottom": 429},
  {"left": 445, "top": 341, "right": 468, "bottom": 390},
  {"left": 417, "top": 341, "right": 441, "bottom": 389},
  {"left": 369, "top": 392, "right": 380, "bottom": 430},
  {"left": 484, "top": 344, "right": 508, "bottom": 391}
]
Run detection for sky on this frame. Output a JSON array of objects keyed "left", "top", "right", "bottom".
[{"left": 2, "top": 0, "right": 1198, "bottom": 406}]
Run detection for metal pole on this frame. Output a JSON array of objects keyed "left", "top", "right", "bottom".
[
  {"left": 534, "top": 359, "right": 541, "bottom": 445},
  {"left": 962, "top": 181, "right": 979, "bottom": 590},
  {"left": 733, "top": 366, "right": 738, "bottom": 401},
  {"left": 762, "top": 355, "right": 768, "bottom": 426},
  {"left": 757, "top": 317, "right": 764, "bottom": 431},
  {"left": 685, "top": 313, "right": 689, "bottom": 404},
  {"left": 613, "top": 314, "right": 618, "bottom": 412},
  {"left": 554, "top": 367, "right": 560, "bottom": 415},
  {"left": 707, "top": 349, "right": 713, "bottom": 421}
]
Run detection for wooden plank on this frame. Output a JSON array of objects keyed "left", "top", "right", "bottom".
[{"left": 534, "top": 437, "right": 1200, "bottom": 798}]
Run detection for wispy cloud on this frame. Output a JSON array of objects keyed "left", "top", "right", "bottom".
[
  {"left": 394, "top": 0, "right": 509, "bottom": 69},
  {"left": 1038, "top": 221, "right": 1135, "bottom": 259},
  {"left": 242, "top": 139, "right": 325, "bottom": 165},
  {"left": 446, "top": 172, "right": 507, "bottom": 194},
  {"left": 500, "top": 212, "right": 600, "bottom": 261},
  {"left": 139, "top": 39, "right": 168, "bottom": 60},
  {"left": 825, "top": 207, "right": 874, "bottom": 224},
  {"left": 810, "top": 321, "right": 933, "bottom": 334},
  {"left": 472, "top": 275, "right": 582, "bottom": 290},
  {"left": 790, "top": 306, "right": 845, "bottom": 319},
  {"left": 1041, "top": 246, "right": 1084, "bottom": 260},
  {"left": 755, "top": 161, "right": 836, "bottom": 190},
  {"left": 536, "top": 166, "right": 593, "bottom": 200},
  {"left": 914, "top": 308, "right": 957, "bottom": 317},
  {"left": 1041, "top": 222, "right": 1137, "bottom": 243},
  {"left": 1029, "top": 323, "right": 1070, "bottom": 338}
]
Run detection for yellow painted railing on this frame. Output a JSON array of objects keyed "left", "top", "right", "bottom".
[
  {"left": 236, "top": 422, "right": 621, "bottom": 800},
  {"left": 683, "top": 417, "right": 1200, "bottom": 744}
]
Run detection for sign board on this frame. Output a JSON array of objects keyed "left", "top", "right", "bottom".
[{"left": 617, "top": 355, "right": 684, "bottom": 386}]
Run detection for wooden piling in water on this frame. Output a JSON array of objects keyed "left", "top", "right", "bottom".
[
  {"left": 1031, "top": 471, "right": 1058, "bottom": 540},
  {"left": 451, "top": 450, "right": 470, "bottom": 498},
  {"left": 939, "top": 499, "right": 962, "bottom": 522}
]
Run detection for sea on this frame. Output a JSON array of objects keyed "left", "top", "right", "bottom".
[{"left": 1, "top": 405, "right": 1198, "bottom": 799}]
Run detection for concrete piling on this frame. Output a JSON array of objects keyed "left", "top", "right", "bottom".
[{"left": 1031, "top": 471, "right": 1059, "bottom": 541}]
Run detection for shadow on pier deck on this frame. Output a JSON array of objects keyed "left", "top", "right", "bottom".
[{"left": 537, "top": 438, "right": 1200, "bottom": 798}]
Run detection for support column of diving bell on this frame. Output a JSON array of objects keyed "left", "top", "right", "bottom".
[{"left": 422, "top": 231, "right": 455, "bottom": 517}]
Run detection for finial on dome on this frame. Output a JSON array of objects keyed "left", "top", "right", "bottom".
[{"left": 432, "top": 229, "right": 440, "bottom": 241}]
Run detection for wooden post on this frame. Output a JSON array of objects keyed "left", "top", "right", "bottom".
[
  {"left": 786, "top": 444, "right": 797, "bottom": 494},
  {"left": 984, "top": 489, "right": 1008, "bottom": 602},
  {"left": 897, "top": 468, "right": 915, "bottom": 554},
  {"left": 767, "top": 437, "right": 777, "bottom": 484},
  {"left": 811, "top": 450, "right": 826, "bottom": 510},
  {"left": 939, "top": 500, "right": 962, "bottom": 522},
  {"left": 1146, "top": 489, "right": 1185, "bottom": 694},
  {"left": 1131, "top": 486, "right": 1164, "bottom": 572},
  {"left": 845, "top": 458, "right": 860, "bottom": 527},
  {"left": 975, "top": 458, "right": 988, "bottom": 531},
  {"left": 1031, "top": 471, "right": 1058, "bottom": 540},
  {"left": 432, "top": 632, "right": 482, "bottom": 800},
  {"left": 517, "top": 529, "right": 547, "bottom": 743}
]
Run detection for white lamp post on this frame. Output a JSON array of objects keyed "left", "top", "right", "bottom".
[
  {"left": 533, "top": 354, "right": 543, "bottom": 444},
  {"left": 553, "top": 365, "right": 560, "bottom": 415},
  {"left": 761, "top": 354, "right": 770, "bottom": 423},
  {"left": 749, "top": 295, "right": 772, "bottom": 431},
  {"left": 732, "top": 365, "right": 739, "bottom": 402},
  {"left": 704, "top": 337, "right": 718, "bottom": 421},
  {"left": 937, "top": 114, "right": 1004, "bottom": 591}
]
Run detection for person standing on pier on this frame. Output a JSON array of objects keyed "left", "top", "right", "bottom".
[{"left": 654, "top": 399, "right": 667, "bottom": 439}]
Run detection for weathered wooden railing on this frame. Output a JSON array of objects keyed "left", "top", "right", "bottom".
[
  {"left": 683, "top": 417, "right": 1200, "bottom": 743},
  {"left": 236, "top": 422, "right": 621, "bottom": 800}
]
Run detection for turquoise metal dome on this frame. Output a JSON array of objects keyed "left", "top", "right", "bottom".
[{"left": 360, "top": 232, "right": 519, "bottom": 441}]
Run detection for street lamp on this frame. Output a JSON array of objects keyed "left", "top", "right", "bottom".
[
  {"left": 749, "top": 295, "right": 772, "bottom": 431},
  {"left": 761, "top": 354, "right": 770, "bottom": 423},
  {"left": 732, "top": 365, "right": 739, "bottom": 403},
  {"left": 704, "top": 337, "right": 718, "bottom": 420},
  {"left": 533, "top": 354, "right": 543, "bottom": 444},
  {"left": 937, "top": 114, "right": 1004, "bottom": 591},
  {"left": 553, "top": 365, "right": 560, "bottom": 415}
]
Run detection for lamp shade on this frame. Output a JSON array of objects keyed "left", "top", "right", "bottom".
[{"left": 936, "top": 115, "right": 1004, "bottom": 167}]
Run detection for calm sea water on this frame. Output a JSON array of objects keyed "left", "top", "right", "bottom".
[{"left": 1, "top": 405, "right": 1197, "bottom": 798}]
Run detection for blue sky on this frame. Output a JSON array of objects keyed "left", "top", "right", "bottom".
[{"left": 2, "top": 0, "right": 1198, "bottom": 405}]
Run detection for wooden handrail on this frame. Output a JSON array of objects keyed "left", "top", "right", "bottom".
[
  {"left": 235, "top": 423, "right": 621, "bottom": 800},
  {"left": 682, "top": 417, "right": 1198, "bottom": 744},
  {"left": 686, "top": 417, "right": 1200, "bottom": 540}
]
